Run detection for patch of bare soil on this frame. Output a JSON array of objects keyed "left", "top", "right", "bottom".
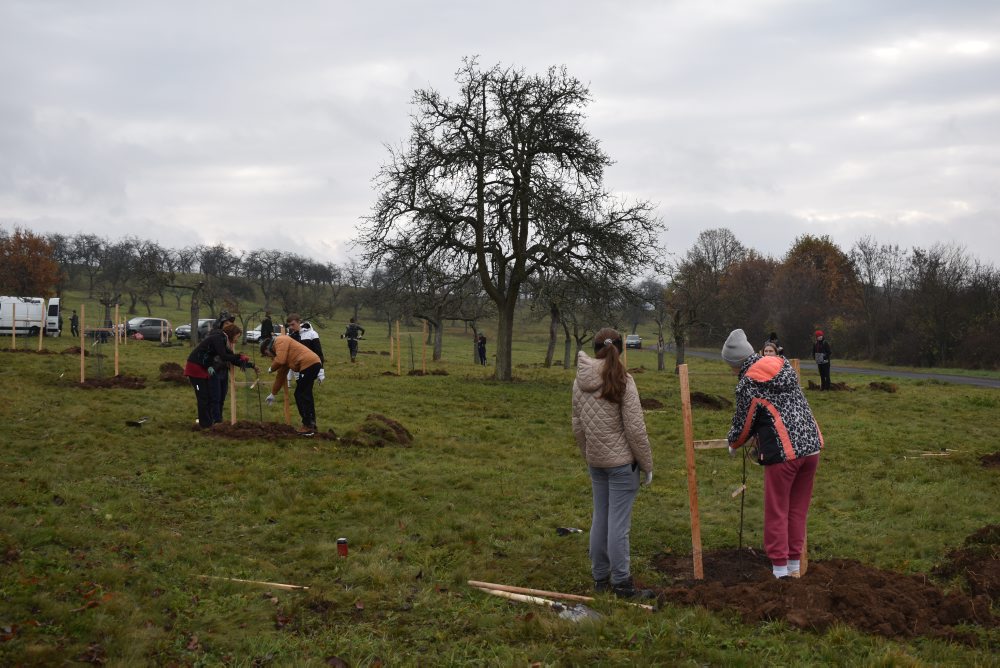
[
  {"left": 339, "top": 414, "right": 413, "bottom": 448},
  {"left": 869, "top": 381, "right": 898, "bottom": 393},
  {"left": 200, "top": 420, "right": 338, "bottom": 441},
  {"left": 690, "top": 391, "right": 732, "bottom": 410},
  {"left": 933, "top": 525, "right": 1000, "bottom": 599},
  {"left": 159, "top": 361, "right": 187, "bottom": 385},
  {"left": 651, "top": 548, "right": 996, "bottom": 644},
  {"left": 62, "top": 346, "right": 89, "bottom": 356},
  {"left": 628, "top": 367, "right": 645, "bottom": 374},
  {"left": 0, "top": 348, "right": 56, "bottom": 354},
  {"left": 407, "top": 369, "right": 449, "bottom": 376},
  {"left": 641, "top": 398, "right": 665, "bottom": 410},
  {"left": 981, "top": 452, "right": 1000, "bottom": 469},
  {"left": 78, "top": 375, "right": 145, "bottom": 389},
  {"left": 807, "top": 381, "right": 854, "bottom": 391}
]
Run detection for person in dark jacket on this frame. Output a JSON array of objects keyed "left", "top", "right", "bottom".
[
  {"left": 341, "top": 318, "right": 365, "bottom": 362},
  {"left": 477, "top": 334, "right": 487, "bottom": 366},
  {"left": 184, "top": 322, "right": 254, "bottom": 428},
  {"left": 260, "top": 312, "right": 273, "bottom": 340},
  {"left": 70, "top": 310, "right": 79, "bottom": 337},
  {"left": 722, "top": 328, "right": 823, "bottom": 579},
  {"left": 287, "top": 314, "right": 325, "bottom": 383},
  {"left": 812, "top": 330, "right": 832, "bottom": 390}
]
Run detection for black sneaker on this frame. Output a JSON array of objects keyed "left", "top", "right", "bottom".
[
  {"left": 594, "top": 578, "right": 611, "bottom": 593},
  {"left": 611, "top": 577, "right": 655, "bottom": 599}
]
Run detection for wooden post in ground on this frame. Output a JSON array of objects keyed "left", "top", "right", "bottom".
[
  {"left": 114, "top": 305, "right": 120, "bottom": 376},
  {"left": 10, "top": 303, "right": 15, "bottom": 350},
  {"left": 230, "top": 364, "right": 237, "bottom": 425},
  {"left": 37, "top": 309, "right": 44, "bottom": 351},
  {"left": 678, "top": 363, "right": 704, "bottom": 579},
  {"left": 801, "top": 537, "right": 809, "bottom": 575},
  {"left": 79, "top": 304, "right": 85, "bottom": 383},
  {"left": 283, "top": 380, "right": 292, "bottom": 425},
  {"left": 421, "top": 320, "right": 426, "bottom": 374},
  {"left": 396, "top": 320, "right": 401, "bottom": 376},
  {"left": 791, "top": 358, "right": 801, "bottom": 385}
]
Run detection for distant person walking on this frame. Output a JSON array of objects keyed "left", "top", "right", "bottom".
[
  {"left": 70, "top": 310, "right": 79, "bottom": 337},
  {"left": 813, "top": 330, "right": 832, "bottom": 390},
  {"left": 260, "top": 335, "right": 322, "bottom": 434},
  {"left": 341, "top": 318, "right": 365, "bottom": 363},
  {"left": 722, "top": 328, "right": 823, "bottom": 579},
  {"left": 477, "top": 334, "right": 487, "bottom": 366},
  {"left": 260, "top": 312, "right": 274, "bottom": 340},
  {"left": 572, "top": 327, "right": 654, "bottom": 600}
]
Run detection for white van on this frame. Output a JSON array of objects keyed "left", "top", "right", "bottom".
[
  {"left": 46, "top": 297, "right": 61, "bottom": 336},
  {"left": 0, "top": 296, "right": 45, "bottom": 336}
]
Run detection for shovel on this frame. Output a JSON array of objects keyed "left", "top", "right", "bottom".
[
  {"left": 471, "top": 586, "right": 603, "bottom": 622},
  {"left": 125, "top": 417, "right": 150, "bottom": 427}
]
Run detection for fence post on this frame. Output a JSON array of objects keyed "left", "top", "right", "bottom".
[{"left": 678, "top": 363, "right": 704, "bottom": 579}]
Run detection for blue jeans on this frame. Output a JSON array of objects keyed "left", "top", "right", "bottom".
[{"left": 589, "top": 462, "right": 640, "bottom": 584}]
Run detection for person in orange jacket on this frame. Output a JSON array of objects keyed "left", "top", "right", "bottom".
[{"left": 259, "top": 335, "right": 322, "bottom": 434}]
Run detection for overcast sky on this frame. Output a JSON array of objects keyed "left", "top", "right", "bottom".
[{"left": 2, "top": 0, "right": 999, "bottom": 267}]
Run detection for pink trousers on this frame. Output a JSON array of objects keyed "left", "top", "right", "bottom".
[{"left": 763, "top": 454, "right": 819, "bottom": 566}]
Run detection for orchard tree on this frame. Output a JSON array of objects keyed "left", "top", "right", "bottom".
[
  {"left": 0, "top": 227, "right": 61, "bottom": 296},
  {"left": 363, "top": 59, "right": 663, "bottom": 381}
]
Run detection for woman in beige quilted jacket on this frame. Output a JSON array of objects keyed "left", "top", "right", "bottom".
[{"left": 572, "top": 327, "right": 654, "bottom": 599}]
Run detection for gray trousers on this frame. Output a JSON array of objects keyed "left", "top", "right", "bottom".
[{"left": 589, "top": 462, "right": 640, "bottom": 584}]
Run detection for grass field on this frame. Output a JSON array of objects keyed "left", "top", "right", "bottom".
[{"left": 1, "top": 297, "right": 999, "bottom": 666}]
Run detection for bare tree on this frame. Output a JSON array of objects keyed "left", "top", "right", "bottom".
[{"left": 363, "top": 59, "right": 663, "bottom": 381}]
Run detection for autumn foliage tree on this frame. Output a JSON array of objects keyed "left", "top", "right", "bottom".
[{"left": 0, "top": 227, "right": 62, "bottom": 296}]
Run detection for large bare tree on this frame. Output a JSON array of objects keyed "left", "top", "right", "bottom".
[{"left": 362, "top": 59, "right": 662, "bottom": 380}]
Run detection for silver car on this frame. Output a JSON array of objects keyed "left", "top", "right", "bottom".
[{"left": 126, "top": 317, "right": 173, "bottom": 340}]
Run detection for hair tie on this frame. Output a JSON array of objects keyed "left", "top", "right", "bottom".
[{"left": 604, "top": 338, "right": 613, "bottom": 347}]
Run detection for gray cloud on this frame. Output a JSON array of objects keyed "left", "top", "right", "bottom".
[{"left": 1, "top": 0, "right": 998, "bottom": 266}]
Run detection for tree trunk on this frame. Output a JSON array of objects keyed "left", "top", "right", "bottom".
[
  {"left": 544, "top": 303, "right": 558, "bottom": 367},
  {"left": 433, "top": 321, "right": 443, "bottom": 361},
  {"left": 562, "top": 321, "right": 572, "bottom": 369},
  {"left": 673, "top": 334, "right": 687, "bottom": 374},
  {"left": 495, "top": 300, "right": 516, "bottom": 380},
  {"left": 657, "top": 334, "right": 666, "bottom": 372}
]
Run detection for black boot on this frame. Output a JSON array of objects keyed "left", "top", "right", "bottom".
[
  {"left": 612, "top": 577, "right": 654, "bottom": 599},
  {"left": 594, "top": 578, "right": 611, "bottom": 593}
]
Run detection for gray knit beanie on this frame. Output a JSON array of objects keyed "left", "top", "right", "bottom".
[{"left": 721, "top": 329, "right": 755, "bottom": 367}]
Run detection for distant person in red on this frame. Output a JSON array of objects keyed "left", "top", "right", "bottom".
[
  {"left": 813, "top": 330, "right": 832, "bottom": 390},
  {"left": 722, "top": 328, "right": 823, "bottom": 579}
]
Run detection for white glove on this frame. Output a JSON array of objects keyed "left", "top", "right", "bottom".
[
  {"left": 288, "top": 370, "right": 297, "bottom": 382},
  {"left": 266, "top": 366, "right": 274, "bottom": 374},
  {"left": 317, "top": 368, "right": 325, "bottom": 383},
  {"left": 265, "top": 393, "right": 276, "bottom": 406},
  {"left": 641, "top": 470, "right": 653, "bottom": 486},
  {"left": 728, "top": 446, "right": 738, "bottom": 458}
]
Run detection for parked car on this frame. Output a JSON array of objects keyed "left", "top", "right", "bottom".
[
  {"left": 175, "top": 318, "right": 214, "bottom": 340},
  {"left": 126, "top": 317, "right": 174, "bottom": 341},
  {"left": 245, "top": 325, "right": 263, "bottom": 343},
  {"left": 625, "top": 334, "right": 642, "bottom": 349}
]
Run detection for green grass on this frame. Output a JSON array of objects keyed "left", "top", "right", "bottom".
[{"left": 1, "top": 316, "right": 999, "bottom": 666}]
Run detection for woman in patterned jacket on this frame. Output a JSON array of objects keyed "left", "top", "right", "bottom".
[
  {"left": 572, "top": 327, "right": 654, "bottom": 599},
  {"left": 722, "top": 328, "right": 823, "bottom": 579}
]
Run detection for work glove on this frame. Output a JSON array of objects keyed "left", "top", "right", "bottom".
[
  {"left": 288, "top": 370, "right": 299, "bottom": 382},
  {"left": 265, "top": 393, "right": 276, "bottom": 406},
  {"left": 728, "top": 446, "right": 738, "bottom": 458},
  {"left": 266, "top": 366, "right": 274, "bottom": 374},
  {"left": 641, "top": 470, "right": 653, "bottom": 486},
  {"left": 317, "top": 368, "right": 325, "bottom": 383},
  {"left": 340, "top": 334, "right": 345, "bottom": 339},
  {"left": 207, "top": 366, "right": 216, "bottom": 377}
]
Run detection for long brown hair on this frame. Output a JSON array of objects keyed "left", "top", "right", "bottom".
[{"left": 594, "top": 327, "right": 627, "bottom": 404}]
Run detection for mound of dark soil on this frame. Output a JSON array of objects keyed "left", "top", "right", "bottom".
[
  {"left": 382, "top": 371, "right": 398, "bottom": 376},
  {"left": 690, "top": 391, "right": 732, "bottom": 410},
  {"left": 379, "top": 351, "right": 390, "bottom": 356},
  {"left": 651, "top": 548, "right": 995, "bottom": 643},
  {"left": 407, "top": 369, "right": 449, "bottom": 376},
  {"left": 808, "top": 381, "right": 854, "bottom": 391},
  {"left": 201, "top": 420, "right": 338, "bottom": 441},
  {"left": 159, "top": 361, "right": 187, "bottom": 384},
  {"left": 1, "top": 348, "right": 56, "bottom": 355},
  {"left": 933, "top": 525, "right": 1000, "bottom": 599},
  {"left": 62, "top": 346, "right": 89, "bottom": 356},
  {"left": 340, "top": 414, "right": 413, "bottom": 448},
  {"left": 981, "top": 452, "right": 1000, "bottom": 469},
  {"left": 628, "top": 367, "right": 645, "bottom": 374},
  {"left": 869, "top": 381, "right": 898, "bottom": 393},
  {"left": 78, "top": 375, "right": 145, "bottom": 389},
  {"left": 641, "top": 398, "right": 665, "bottom": 410}
]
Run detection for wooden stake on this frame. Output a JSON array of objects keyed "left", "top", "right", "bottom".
[
  {"left": 10, "top": 303, "right": 15, "bottom": 350},
  {"left": 396, "top": 319, "right": 401, "bottom": 376},
  {"left": 421, "top": 319, "right": 426, "bottom": 374},
  {"left": 230, "top": 363, "right": 237, "bottom": 425},
  {"left": 801, "top": 536, "right": 808, "bottom": 576},
  {"left": 79, "top": 304, "right": 85, "bottom": 383},
  {"left": 200, "top": 575, "right": 309, "bottom": 591},
  {"left": 678, "top": 364, "right": 704, "bottom": 579},
  {"left": 283, "top": 381, "right": 292, "bottom": 425},
  {"left": 37, "top": 306, "right": 44, "bottom": 351},
  {"left": 467, "top": 580, "right": 654, "bottom": 611},
  {"left": 791, "top": 358, "right": 801, "bottom": 385},
  {"left": 114, "top": 305, "right": 120, "bottom": 376},
  {"left": 693, "top": 439, "right": 729, "bottom": 450}
]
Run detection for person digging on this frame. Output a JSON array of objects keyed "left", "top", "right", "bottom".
[
  {"left": 721, "top": 328, "right": 823, "bottom": 580},
  {"left": 260, "top": 335, "right": 322, "bottom": 435}
]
